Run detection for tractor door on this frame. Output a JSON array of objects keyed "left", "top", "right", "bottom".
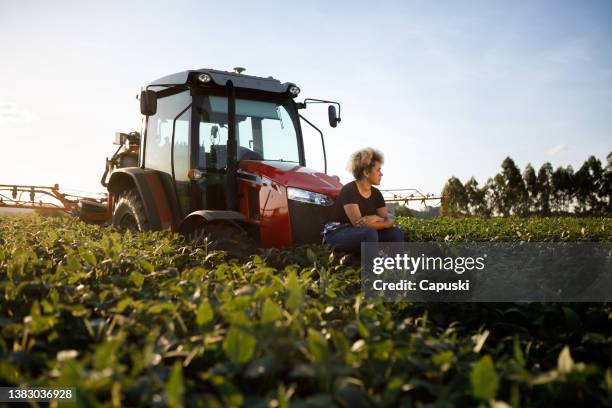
[
  {"left": 194, "top": 95, "right": 273, "bottom": 212},
  {"left": 195, "top": 96, "right": 230, "bottom": 211},
  {"left": 143, "top": 90, "right": 192, "bottom": 219}
]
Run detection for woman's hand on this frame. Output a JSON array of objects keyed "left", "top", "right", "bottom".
[
  {"left": 357, "top": 215, "right": 396, "bottom": 229},
  {"left": 356, "top": 215, "right": 385, "bottom": 227}
]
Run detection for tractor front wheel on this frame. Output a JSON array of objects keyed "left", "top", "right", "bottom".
[
  {"left": 112, "top": 188, "right": 149, "bottom": 233},
  {"left": 183, "top": 220, "right": 257, "bottom": 258}
]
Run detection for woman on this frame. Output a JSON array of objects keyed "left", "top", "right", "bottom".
[{"left": 323, "top": 147, "right": 404, "bottom": 254}]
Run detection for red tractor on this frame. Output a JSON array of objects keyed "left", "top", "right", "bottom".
[{"left": 101, "top": 67, "right": 343, "bottom": 249}]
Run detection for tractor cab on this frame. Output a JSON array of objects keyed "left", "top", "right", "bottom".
[{"left": 105, "top": 67, "right": 343, "bottom": 248}]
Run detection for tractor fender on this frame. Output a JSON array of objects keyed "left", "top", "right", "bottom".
[
  {"left": 178, "top": 210, "right": 246, "bottom": 236},
  {"left": 107, "top": 168, "right": 177, "bottom": 231}
]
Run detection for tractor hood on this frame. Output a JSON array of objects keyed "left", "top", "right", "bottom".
[{"left": 238, "top": 160, "right": 342, "bottom": 197}]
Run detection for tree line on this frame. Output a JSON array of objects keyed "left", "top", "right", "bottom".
[{"left": 440, "top": 152, "right": 611, "bottom": 217}]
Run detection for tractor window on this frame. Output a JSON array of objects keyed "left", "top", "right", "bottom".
[
  {"left": 144, "top": 90, "right": 191, "bottom": 176},
  {"left": 198, "top": 96, "right": 300, "bottom": 169}
]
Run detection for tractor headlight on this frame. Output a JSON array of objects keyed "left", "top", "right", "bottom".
[
  {"left": 198, "top": 73, "right": 212, "bottom": 83},
  {"left": 287, "top": 187, "right": 333, "bottom": 206}
]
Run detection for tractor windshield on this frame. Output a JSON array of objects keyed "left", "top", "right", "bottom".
[{"left": 198, "top": 96, "right": 300, "bottom": 169}]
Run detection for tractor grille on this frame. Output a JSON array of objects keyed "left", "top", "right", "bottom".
[{"left": 288, "top": 201, "right": 334, "bottom": 245}]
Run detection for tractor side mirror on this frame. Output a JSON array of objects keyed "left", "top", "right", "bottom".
[
  {"left": 140, "top": 90, "right": 157, "bottom": 116},
  {"left": 328, "top": 105, "right": 339, "bottom": 128}
]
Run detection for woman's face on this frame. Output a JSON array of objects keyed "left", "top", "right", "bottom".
[{"left": 364, "top": 161, "right": 383, "bottom": 185}]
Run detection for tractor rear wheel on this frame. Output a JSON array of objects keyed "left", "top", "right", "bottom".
[
  {"left": 112, "top": 188, "right": 149, "bottom": 233},
  {"left": 183, "top": 220, "right": 257, "bottom": 258}
]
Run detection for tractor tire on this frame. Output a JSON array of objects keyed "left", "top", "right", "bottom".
[
  {"left": 184, "top": 220, "right": 258, "bottom": 258},
  {"left": 112, "top": 188, "right": 150, "bottom": 233}
]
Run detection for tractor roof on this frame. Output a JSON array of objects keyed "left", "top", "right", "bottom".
[{"left": 148, "top": 68, "right": 295, "bottom": 94}]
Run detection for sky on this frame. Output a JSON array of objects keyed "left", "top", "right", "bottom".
[{"left": 1, "top": 0, "right": 611, "bottom": 210}]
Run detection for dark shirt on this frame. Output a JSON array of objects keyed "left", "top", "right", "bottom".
[{"left": 329, "top": 181, "right": 386, "bottom": 225}]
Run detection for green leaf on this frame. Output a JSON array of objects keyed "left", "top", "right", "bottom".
[
  {"left": 93, "top": 339, "right": 121, "bottom": 370},
  {"left": 308, "top": 329, "right": 329, "bottom": 363},
  {"left": 115, "top": 297, "right": 132, "bottom": 313},
  {"left": 490, "top": 401, "right": 512, "bottom": 408},
  {"left": 562, "top": 307, "right": 580, "bottom": 330},
  {"left": 531, "top": 370, "right": 559, "bottom": 386},
  {"left": 261, "top": 298, "right": 282, "bottom": 324},
  {"left": 285, "top": 271, "right": 303, "bottom": 312},
  {"left": 333, "top": 377, "right": 369, "bottom": 408},
  {"left": 0, "top": 361, "right": 21, "bottom": 383},
  {"left": 557, "top": 345, "right": 574, "bottom": 374},
  {"left": 130, "top": 271, "right": 145, "bottom": 289},
  {"left": 357, "top": 321, "right": 370, "bottom": 338},
  {"left": 295, "top": 394, "right": 335, "bottom": 407},
  {"left": 209, "top": 374, "right": 244, "bottom": 406},
  {"left": 166, "top": 361, "right": 184, "bottom": 408},
  {"left": 26, "top": 301, "right": 56, "bottom": 334},
  {"left": 306, "top": 248, "right": 317, "bottom": 264},
  {"left": 513, "top": 336, "right": 525, "bottom": 366},
  {"left": 510, "top": 383, "right": 521, "bottom": 408},
  {"left": 472, "top": 329, "right": 490, "bottom": 353},
  {"left": 41, "top": 300, "right": 54, "bottom": 314},
  {"left": 149, "top": 302, "right": 175, "bottom": 314},
  {"left": 196, "top": 301, "right": 214, "bottom": 326},
  {"left": 371, "top": 339, "right": 394, "bottom": 360},
  {"left": 432, "top": 350, "right": 453, "bottom": 369},
  {"left": 79, "top": 249, "right": 97, "bottom": 266},
  {"left": 139, "top": 259, "right": 155, "bottom": 273},
  {"left": 470, "top": 355, "right": 498, "bottom": 401},
  {"left": 223, "top": 327, "right": 256, "bottom": 364},
  {"left": 227, "top": 311, "right": 250, "bottom": 326},
  {"left": 65, "top": 253, "right": 82, "bottom": 273},
  {"left": 330, "top": 330, "right": 350, "bottom": 355}
]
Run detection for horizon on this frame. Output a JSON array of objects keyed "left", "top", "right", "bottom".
[{"left": 1, "top": 1, "right": 611, "bottom": 210}]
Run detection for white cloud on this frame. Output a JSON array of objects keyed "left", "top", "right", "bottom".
[
  {"left": 546, "top": 143, "right": 568, "bottom": 156},
  {"left": 0, "top": 101, "right": 38, "bottom": 123}
]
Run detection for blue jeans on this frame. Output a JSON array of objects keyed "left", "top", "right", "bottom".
[{"left": 323, "top": 226, "right": 404, "bottom": 254}]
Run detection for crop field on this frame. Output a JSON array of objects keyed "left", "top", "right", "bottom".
[{"left": 0, "top": 214, "right": 611, "bottom": 407}]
